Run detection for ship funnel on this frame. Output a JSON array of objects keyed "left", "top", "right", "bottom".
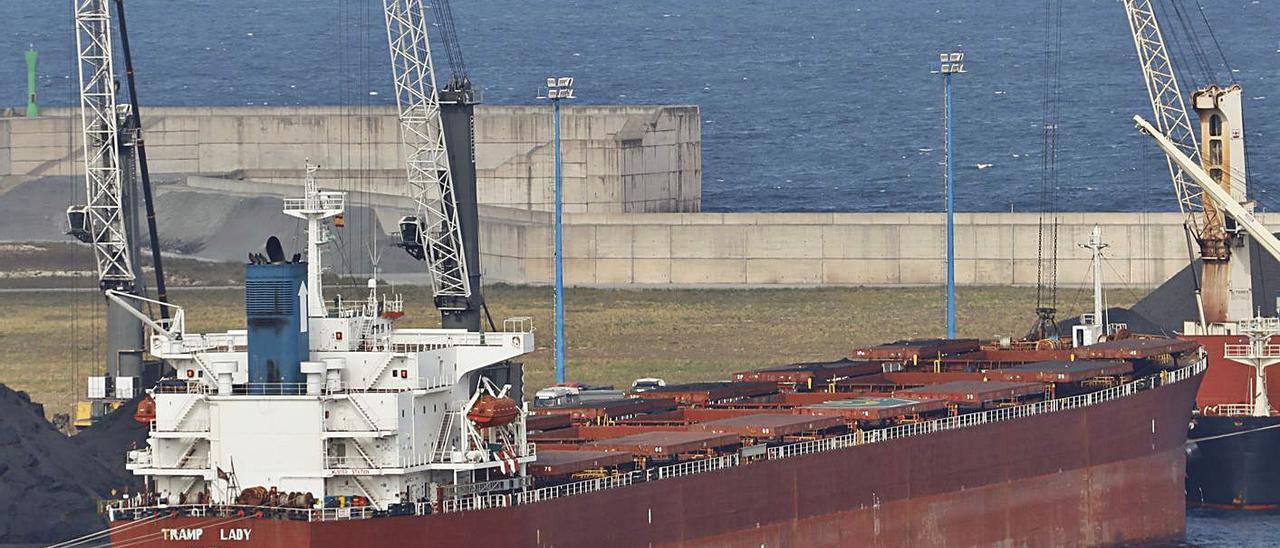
[{"left": 245, "top": 240, "right": 309, "bottom": 395}]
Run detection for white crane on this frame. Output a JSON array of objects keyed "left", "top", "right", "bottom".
[
  {"left": 381, "top": 0, "right": 471, "bottom": 308},
  {"left": 70, "top": 0, "right": 133, "bottom": 290}
]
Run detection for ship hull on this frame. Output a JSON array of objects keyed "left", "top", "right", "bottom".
[
  {"left": 113, "top": 373, "right": 1201, "bottom": 547},
  {"left": 1182, "top": 334, "right": 1280, "bottom": 509},
  {"left": 1186, "top": 415, "right": 1280, "bottom": 509}
]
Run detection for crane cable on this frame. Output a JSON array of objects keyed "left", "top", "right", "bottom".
[
  {"left": 1034, "top": 0, "right": 1064, "bottom": 328},
  {"left": 430, "top": 0, "right": 469, "bottom": 85}
]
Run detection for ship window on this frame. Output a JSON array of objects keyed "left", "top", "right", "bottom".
[
  {"left": 1209, "top": 114, "right": 1223, "bottom": 137},
  {"left": 401, "top": 409, "right": 405, "bottom": 418},
  {"left": 1211, "top": 168, "right": 1224, "bottom": 183},
  {"left": 1209, "top": 140, "right": 1223, "bottom": 165}
]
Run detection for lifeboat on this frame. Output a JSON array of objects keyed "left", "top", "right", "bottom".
[
  {"left": 134, "top": 396, "right": 156, "bottom": 424},
  {"left": 467, "top": 395, "right": 519, "bottom": 428}
]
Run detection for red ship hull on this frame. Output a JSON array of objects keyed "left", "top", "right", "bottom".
[{"left": 113, "top": 371, "right": 1201, "bottom": 547}]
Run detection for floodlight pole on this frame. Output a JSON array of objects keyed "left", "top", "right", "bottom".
[
  {"left": 542, "top": 77, "right": 574, "bottom": 385},
  {"left": 937, "top": 52, "right": 964, "bottom": 340}
]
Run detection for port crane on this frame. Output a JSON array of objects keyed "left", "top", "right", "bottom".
[
  {"left": 382, "top": 0, "right": 487, "bottom": 332},
  {"left": 67, "top": 0, "right": 169, "bottom": 424},
  {"left": 1128, "top": 2, "right": 1280, "bottom": 418},
  {"left": 1122, "top": 0, "right": 1254, "bottom": 327},
  {"left": 380, "top": 0, "right": 527, "bottom": 399}
]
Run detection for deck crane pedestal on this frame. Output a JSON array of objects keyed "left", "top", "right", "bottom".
[{"left": 66, "top": 0, "right": 169, "bottom": 427}]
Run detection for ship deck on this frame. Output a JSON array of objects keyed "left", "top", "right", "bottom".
[{"left": 107, "top": 336, "right": 1206, "bottom": 540}]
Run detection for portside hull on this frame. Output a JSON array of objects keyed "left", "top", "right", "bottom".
[
  {"left": 113, "top": 373, "right": 1201, "bottom": 547},
  {"left": 1187, "top": 415, "right": 1280, "bottom": 509}
]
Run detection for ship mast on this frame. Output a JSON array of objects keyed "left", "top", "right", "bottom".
[
  {"left": 1085, "top": 225, "right": 1108, "bottom": 333},
  {"left": 282, "top": 161, "right": 345, "bottom": 318},
  {"left": 1072, "top": 225, "right": 1110, "bottom": 347}
]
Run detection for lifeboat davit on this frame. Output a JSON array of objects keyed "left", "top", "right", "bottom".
[
  {"left": 134, "top": 396, "right": 156, "bottom": 424},
  {"left": 467, "top": 395, "right": 519, "bottom": 428}
]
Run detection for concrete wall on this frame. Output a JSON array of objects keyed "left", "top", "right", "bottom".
[
  {"left": 0, "top": 105, "right": 701, "bottom": 213},
  {"left": 477, "top": 210, "right": 1263, "bottom": 288}
]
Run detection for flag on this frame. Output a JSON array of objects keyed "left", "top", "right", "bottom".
[{"left": 217, "top": 467, "right": 229, "bottom": 481}]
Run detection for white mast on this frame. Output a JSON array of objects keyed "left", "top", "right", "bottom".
[
  {"left": 283, "top": 161, "right": 345, "bottom": 318},
  {"left": 1085, "top": 225, "right": 1108, "bottom": 330},
  {"left": 1073, "top": 226, "right": 1109, "bottom": 347}
]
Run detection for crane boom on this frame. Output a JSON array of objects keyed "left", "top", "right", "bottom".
[
  {"left": 381, "top": 0, "right": 472, "bottom": 309},
  {"left": 1121, "top": 0, "right": 1208, "bottom": 240},
  {"left": 1135, "top": 115, "right": 1280, "bottom": 264},
  {"left": 73, "top": 0, "right": 134, "bottom": 291}
]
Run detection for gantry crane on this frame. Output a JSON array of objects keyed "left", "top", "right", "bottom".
[
  {"left": 67, "top": 0, "right": 168, "bottom": 425},
  {"left": 381, "top": 0, "right": 486, "bottom": 331},
  {"left": 1122, "top": 0, "right": 1253, "bottom": 327}
]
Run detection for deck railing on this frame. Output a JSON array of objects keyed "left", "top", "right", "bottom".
[
  {"left": 1224, "top": 344, "right": 1280, "bottom": 358},
  {"left": 512, "top": 473, "right": 635, "bottom": 505},
  {"left": 1202, "top": 403, "right": 1257, "bottom": 417}
]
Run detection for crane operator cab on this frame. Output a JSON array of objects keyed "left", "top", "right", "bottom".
[
  {"left": 66, "top": 205, "right": 92, "bottom": 244},
  {"left": 396, "top": 215, "right": 426, "bottom": 260}
]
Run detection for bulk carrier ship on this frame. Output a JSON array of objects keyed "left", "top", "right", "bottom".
[
  {"left": 57, "top": 1, "right": 1207, "bottom": 545},
  {"left": 92, "top": 180, "right": 1206, "bottom": 547}
]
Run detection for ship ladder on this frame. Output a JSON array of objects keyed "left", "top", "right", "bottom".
[
  {"left": 349, "top": 439, "right": 380, "bottom": 469},
  {"left": 348, "top": 474, "right": 382, "bottom": 510},
  {"left": 347, "top": 393, "right": 382, "bottom": 432},
  {"left": 432, "top": 412, "right": 457, "bottom": 462}
]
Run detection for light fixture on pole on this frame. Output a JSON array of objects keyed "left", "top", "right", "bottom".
[
  {"left": 934, "top": 52, "right": 965, "bottom": 339},
  {"left": 539, "top": 76, "right": 574, "bottom": 384}
]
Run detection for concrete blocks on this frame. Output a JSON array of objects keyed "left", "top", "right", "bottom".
[{"left": 0, "top": 105, "right": 701, "bottom": 214}]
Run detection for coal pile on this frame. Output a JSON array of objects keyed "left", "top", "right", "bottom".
[{"left": 0, "top": 385, "right": 141, "bottom": 544}]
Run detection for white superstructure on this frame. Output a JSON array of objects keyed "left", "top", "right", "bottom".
[{"left": 125, "top": 177, "right": 536, "bottom": 510}]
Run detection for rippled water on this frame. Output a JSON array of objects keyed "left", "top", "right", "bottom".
[
  {"left": 1183, "top": 508, "right": 1280, "bottom": 547},
  {"left": 4, "top": 1, "right": 1280, "bottom": 213}
]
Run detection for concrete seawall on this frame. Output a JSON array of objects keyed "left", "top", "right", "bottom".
[
  {"left": 483, "top": 209, "right": 1244, "bottom": 288},
  {"left": 0, "top": 105, "right": 1227, "bottom": 289},
  {"left": 0, "top": 173, "right": 1213, "bottom": 288},
  {"left": 0, "top": 105, "right": 701, "bottom": 213}
]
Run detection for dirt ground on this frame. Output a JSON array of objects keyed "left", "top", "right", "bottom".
[{"left": 0, "top": 283, "right": 1139, "bottom": 417}]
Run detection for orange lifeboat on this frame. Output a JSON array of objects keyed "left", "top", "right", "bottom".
[
  {"left": 467, "top": 395, "right": 519, "bottom": 428},
  {"left": 134, "top": 396, "right": 156, "bottom": 424}
]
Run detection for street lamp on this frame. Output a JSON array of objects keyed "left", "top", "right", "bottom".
[
  {"left": 935, "top": 52, "right": 965, "bottom": 339},
  {"left": 540, "top": 76, "right": 574, "bottom": 384}
]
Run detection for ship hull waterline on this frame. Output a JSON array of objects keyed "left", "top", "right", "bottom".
[
  {"left": 1186, "top": 414, "right": 1280, "bottom": 510},
  {"left": 113, "top": 372, "right": 1202, "bottom": 547}
]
